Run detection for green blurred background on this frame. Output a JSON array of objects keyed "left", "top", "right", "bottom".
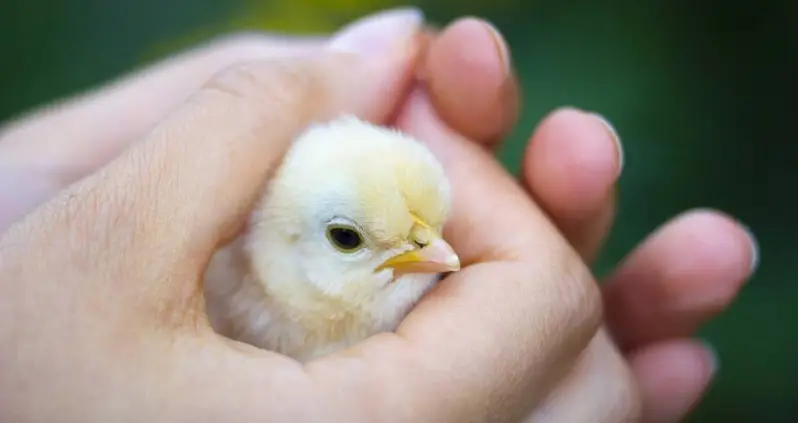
[{"left": 1, "top": 0, "right": 795, "bottom": 421}]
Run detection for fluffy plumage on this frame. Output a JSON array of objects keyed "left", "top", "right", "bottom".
[{"left": 203, "top": 116, "right": 458, "bottom": 362}]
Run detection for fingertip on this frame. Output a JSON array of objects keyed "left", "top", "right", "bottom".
[
  {"left": 629, "top": 339, "right": 717, "bottom": 423},
  {"left": 524, "top": 107, "right": 621, "bottom": 218},
  {"left": 659, "top": 208, "right": 757, "bottom": 304},
  {"left": 428, "top": 16, "right": 510, "bottom": 83},
  {"left": 679, "top": 208, "right": 759, "bottom": 275},
  {"left": 604, "top": 208, "right": 755, "bottom": 350},
  {"left": 327, "top": 7, "right": 424, "bottom": 56},
  {"left": 424, "top": 17, "right": 518, "bottom": 145},
  {"left": 474, "top": 18, "right": 511, "bottom": 72}
]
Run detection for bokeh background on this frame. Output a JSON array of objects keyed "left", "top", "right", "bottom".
[{"left": 2, "top": 0, "right": 795, "bottom": 421}]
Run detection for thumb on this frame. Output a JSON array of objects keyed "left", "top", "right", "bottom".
[{"left": 9, "top": 9, "right": 423, "bottom": 322}]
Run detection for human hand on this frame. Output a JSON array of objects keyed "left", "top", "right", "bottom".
[
  {"left": 407, "top": 18, "right": 757, "bottom": 423},
  {"left": 0, "top": 10, "right": 640, "bottom": 423},
  {"left": 0, "top": 7, "right": 756, "bottom": 423}
]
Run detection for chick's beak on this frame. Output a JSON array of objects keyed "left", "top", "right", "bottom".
[{"left": 376, "top": 237, "right": 461, "bottom": 277}]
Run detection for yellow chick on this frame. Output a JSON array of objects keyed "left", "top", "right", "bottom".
[{"left": 203, "top": 115, "right": 460, "bottom": 362}]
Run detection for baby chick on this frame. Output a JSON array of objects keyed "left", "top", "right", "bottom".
[{"left": 203, "top": 116, "right": 460, "bottom": 362}]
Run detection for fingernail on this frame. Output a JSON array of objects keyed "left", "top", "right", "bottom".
[
  {"left": 481, "top": 21, "right": 511, "bottom": 75},
  {"left": 700, "top": 340, "right": 719, "bottom": 377},
  {"left": 327, "top": 8, "right": 424, "bottom": 56},
  {"left": 590, "top": 112, "right": 624, "bottom": 176},
  {"left": 740, "top": 222, "right": 760, "bottom": 273}
]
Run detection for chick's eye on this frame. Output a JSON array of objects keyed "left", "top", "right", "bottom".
[{"left": 326, "top": 225, "right": 364, "bottom": 252}]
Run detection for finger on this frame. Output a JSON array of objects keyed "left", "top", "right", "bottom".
[
  {"left": 603, "top": 209, "right": 758, "bottom": 351},
  {"left": 423, "top": 17, "right": 519, "bottom": 148},
  {"left": 522, "top": 107, "right": 623, "bottom": 262},
  {"left": 525, "top": 329, "right": 641, "bottom": 423},
  {"left": 628, "top": 339, "right": 717, "bottom": 423},
  {"left": 0, "top": 8, "right": 421, "bottom": 229},
  {"left": 6, "top": 21, "right": 422, "bottom": 325},
  {"left": 0, "top": 36, "right": 322, "bottom": 231},
  {"left": 0, "top": 35, "right": 322, "bottom": 175},
  {"left": 306, "top": 88, "right": 603, "bottom": 423}
]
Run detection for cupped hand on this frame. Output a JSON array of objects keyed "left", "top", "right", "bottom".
[
  {"left": 414, "top": 17, "right": 757, "bottom": 423},
  {"left": 0, "top": 9, "right": 636, "bottom": 423},
  {"left": 0, "top": 7, "right": 757, "bottom": 423}
]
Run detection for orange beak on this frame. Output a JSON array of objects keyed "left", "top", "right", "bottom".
[{"left": 376, "top": 234, "right": 460, "bottom": 277}]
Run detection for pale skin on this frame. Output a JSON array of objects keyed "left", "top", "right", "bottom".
[{"left": 0, "top": 9, "right": 756, "bottom": 423}]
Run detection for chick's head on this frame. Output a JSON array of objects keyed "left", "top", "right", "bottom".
[{"left": 246, "top": 116, "right": 459, "bottom": 318}]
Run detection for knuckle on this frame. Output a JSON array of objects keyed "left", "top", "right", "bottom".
[
  {"left": 580, "top": 337, "right": 643, "bottom": 423},
  {"left": 523, "top": 338, "right": 643, "bottom": 423},
  {"left": 201, "top": 60, "right": 319, "bottom": 122},
  {"left": 559, "top": 251, "right": 604, "bottom": 339},
  {"left": 604, "top": 355, "right": 643, "bottom": 422},
  {"left": 3, "top": 181, "right": 110, "bottom": 265},
  {"left": 522, "top": 333, "right": 642, "bottom": 423},
  {"left": 619, "top": 374, "right": 643, "bottom": 422},
  {"left": 52, "top": 180, "right": 122, "bottom": 254}
]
